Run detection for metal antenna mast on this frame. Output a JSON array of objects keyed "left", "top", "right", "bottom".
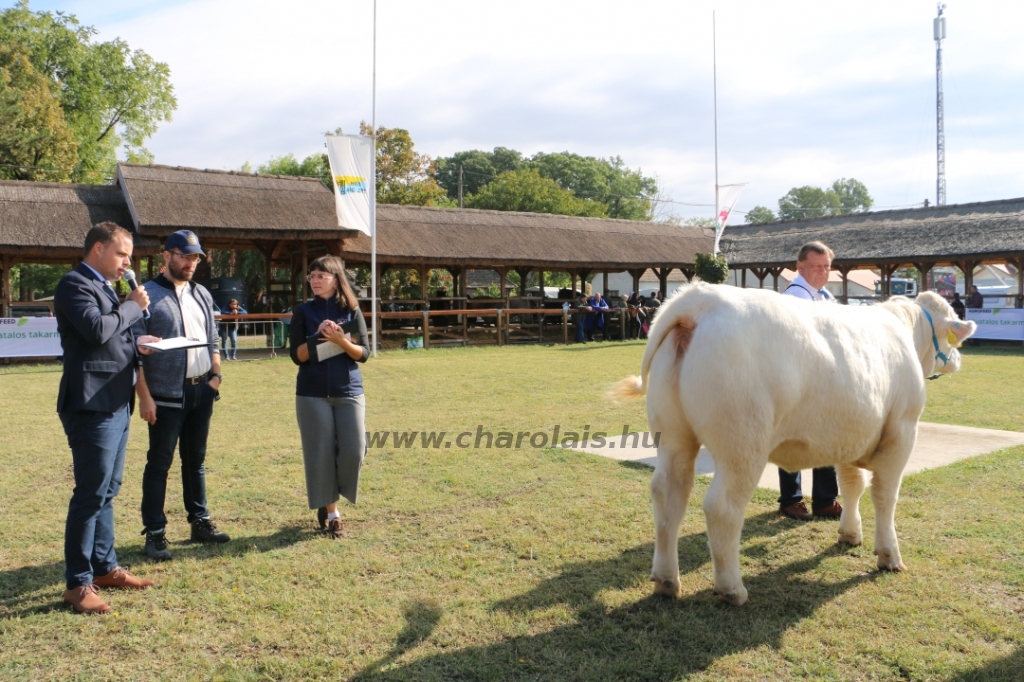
[
  {"left": 713, "top": 11, "right": 719, "bottom": 253},
  {"left": 934, "top": 3, "right": 947, "bottom": 206}
]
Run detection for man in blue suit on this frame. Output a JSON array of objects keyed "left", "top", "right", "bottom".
[{"left": 55, "top": 222, "right": 160, "bottom": 614}]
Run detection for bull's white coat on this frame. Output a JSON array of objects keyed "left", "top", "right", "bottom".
[{"left": 614, "top": 284, "right": 976, "bottom": 605}]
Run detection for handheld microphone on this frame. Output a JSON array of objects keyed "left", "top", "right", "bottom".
[{"left": 122, "top": 269, "right": 150, "bottom": 320}]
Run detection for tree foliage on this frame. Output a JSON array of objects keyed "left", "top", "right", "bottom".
[
  {"left": 777, "top": 178, "right": 872, "bottom": 221},
  {"left": 359, "top": 121, "right": 448, "bottom": 206},
  {"left": 0, "top": 0, "right": 176, "bottom": 179},
  {"left": 694, "top": 253, "right": 729, "bottom": 284},
  {"left": 434, "top": 147, "right": 657, "bottom": 220},
  {"left": 0, "top": 44, "right": 77, "bottom": 180},
  {"left": 465, "top": 168, "right": 607, "bottom": 217},
  {"left": 744, "top": 205, "right": 776, "bottom": 224}
]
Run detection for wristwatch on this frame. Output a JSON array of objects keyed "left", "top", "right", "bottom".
[{"left": 210, "top": 372, "right": 223, "bottom": 381}]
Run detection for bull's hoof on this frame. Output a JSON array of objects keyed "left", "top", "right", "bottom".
[
  {"left": 874, "top": 549, "right": 907, "bottom": 572},
  {"left": 713, "top": 586, "right": 748, "bottom": 606},
  {"left": 651, "top": 575, "right": 681, "bottom": 598},
  {"left": 837, "top": 531, "right": 862, "bottom": 547}
]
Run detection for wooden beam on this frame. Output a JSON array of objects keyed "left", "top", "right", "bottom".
[{"left": 836, "top": 265, "right": 851, "bottom": 304}]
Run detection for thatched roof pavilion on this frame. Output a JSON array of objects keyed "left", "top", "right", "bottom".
[{"left": 720, "top": 197, "right": 1024, "bottom": 299}]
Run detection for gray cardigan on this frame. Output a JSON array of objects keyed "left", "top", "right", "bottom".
[{"left": 132, "top": 273, "right": 219, "bottom": 406}]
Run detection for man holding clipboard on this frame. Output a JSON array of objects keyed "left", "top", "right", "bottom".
[{"left": 133, "top": 231, "right": 230, "bottom": 562}]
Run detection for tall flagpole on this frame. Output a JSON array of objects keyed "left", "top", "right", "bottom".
[
  {"left": 712, "top": 10, "right": 720, "bottom": 256},
  {"left": 370, "top": 0, "right": 378, "bottom": 357}
]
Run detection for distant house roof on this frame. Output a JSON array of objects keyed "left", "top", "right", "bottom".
[
  {"left": 0, "top": 181, "right": 158, "bottom": 260},
  {"left": 721, "top": 197, "right": 1024, "bottom": 267},
  {"left": 343, "top": 204, "right": 713, "bottom": 269},
  {"left": 116, "top": 163, "right": 360, "bottom": 241}
]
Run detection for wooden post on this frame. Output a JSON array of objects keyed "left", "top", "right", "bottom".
[
  {"left": 0, "top": 254, "right": 9, "bottom": 317},
  {"left": 913, "top": 262, "right": 933, "bottom": 296},
  {"left": 563, "top": 309, "right": 568, "bottom": 345},
  {"left": 656, "top": 267, "right": 670, "bottom": 298},
  {"left": 741, "top": 268, "right": 747, "bottom": 288},
  {"left": 422, "top": 310, "right": 430, "bottom": 349},
  {"left": 770, "top": 267, "right": 783, "bottom": 292},
  {"left": 1016, "top": 258, "right": 1024, "bottom": 308},
  {"left": 301, "top": 240, "right": 309, "bottom": 301},
  {"left": 837, "top": 266, "right": 851, "bottom": 304},
  {"left": 418, "top": 265, "right": 428, "bottom": 303},
  {"left": 629, "top": 268, "right": 644, "bottom": 295},
  {"left": 578, "top": 269, "right": 591, "bottom": 296}
]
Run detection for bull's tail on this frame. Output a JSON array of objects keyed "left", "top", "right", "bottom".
[{"left": 609, "top": 287, "right": 700, "bottom": 400}]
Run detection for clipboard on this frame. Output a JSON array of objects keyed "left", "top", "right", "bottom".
[
  {"left": 140, "top": 337, "right": 208, "bottom": 352},
  {"left": 307, "top": 318, "right": 361, "bottom": 362}
]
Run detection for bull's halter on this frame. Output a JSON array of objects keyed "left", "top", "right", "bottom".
[{"left": 921, "top": 308, "right": 952, "bottom": 380}]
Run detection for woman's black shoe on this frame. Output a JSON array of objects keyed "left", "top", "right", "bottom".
[{"left": 317, "top": 507, "right": 327, "bottom": 530}]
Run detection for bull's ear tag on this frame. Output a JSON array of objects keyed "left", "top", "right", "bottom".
[{"left": 947, "top": 329, "right": 959, "bottom": 346}]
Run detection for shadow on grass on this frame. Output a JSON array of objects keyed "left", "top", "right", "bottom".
[
  {"left": 0, "top": 523, "right": 312, "bottom": 619},
  {"left": 353, "top": 512, "right": 878, "bottom": 681},
  {"left": 949, "top": 646, "right": 1024, "bottom": 682}
]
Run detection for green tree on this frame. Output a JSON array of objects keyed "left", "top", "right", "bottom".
[
  {"left": 465, "top": 168, "right": 607, "bottom": 217},
  {"left": 434, "top": 147, "right": 524, "bottom": 199},
  {"left": 777, "top": 179, "right": 873, "bottom": 221},
  {"left": 435, "top": 147, "right": 657, "bottom": 220},
  {"left": 744, "top": 206, "right": 776, "bottom": 224},
  {"left": 247, "top": 152, "right": 332, "bottom": 189},
  {"left": 831, "top": 177, "right": 873, "bottom": 213},
  {"left": 528, "top": 152, "right": 656, "bottom": 220},
  {"left": 694, "top": 253, "right": 729, "bottom": 284},
  {"left": 0, "top": 1, "right": 176, "bottom": 178},
  {"left": 360, "top": 121, "right": 448, "bottom": 206},
  {"left": 0, "top": 44, "right": 77, "bottom": 180}
]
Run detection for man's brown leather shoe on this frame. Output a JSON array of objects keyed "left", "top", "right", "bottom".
[
  {"left": 64, "top": 584, "right": 111, "bottom": 615},
  {"left": 780, "top": 501, "right": 813, "bottom": 520},
  {"left": 93, "top": 567, "right": 154, "bottom": 590},
  {"left": 813, "top": 500, "right": 844, "bottom": 518}
]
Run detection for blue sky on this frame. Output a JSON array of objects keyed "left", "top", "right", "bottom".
[{"left": 15, "top": 0, "right": 1024, "bottom": 221}]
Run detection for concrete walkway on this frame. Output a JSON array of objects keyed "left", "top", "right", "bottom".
[{"left": 567, "top": 422, "right": 1024, "bottom": 490}]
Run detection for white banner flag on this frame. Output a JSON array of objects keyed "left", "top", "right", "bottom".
[
  {"left": 325, "top": 135, "right": 373, "bottom": 235},
  {"left": 713, "top": 183, "right": 746, "bottom": 256}
]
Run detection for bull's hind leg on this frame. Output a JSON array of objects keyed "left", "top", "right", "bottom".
[
  {"left": 702, "top": 453, "right": 763, "bottom": 606},
  {"left": 868, "top": 421, "right": 916, "bottom": 572},
  {"left": 836, "top": 464, "right": 867, "bottom": 547},
  {"left": 650, "top": 432, "right": 700, "bottom": 598}
]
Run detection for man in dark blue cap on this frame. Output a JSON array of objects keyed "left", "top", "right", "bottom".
[{"left": 133, "top": 230, "right": 230, "bottom": 561}]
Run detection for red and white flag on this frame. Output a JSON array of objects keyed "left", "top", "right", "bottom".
[{"left": 714, "top": 183, "right": 746, "bottom": 256}]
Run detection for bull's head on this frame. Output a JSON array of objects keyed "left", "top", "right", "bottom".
[{"left": 915, "top": 291, "right": 977, "bottom": 378}]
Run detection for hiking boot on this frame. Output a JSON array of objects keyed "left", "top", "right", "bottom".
[
  {"left": 813, "top": 500, "right": 844, "bottom": 518},
  {"left": 63, "top": 584, "right": 111, "bottom": 615},
  {"left": 144, "top": 529, "right": 172, "bottom": 562},
  {"left": 779, "top": 501, "right": 813, "bottom": 521},
  {"left": 94, "top": 566, "right": 154, "bottom": 590},
  {"left": 191, "top": 518, "right": 230, "bottom": 543}
]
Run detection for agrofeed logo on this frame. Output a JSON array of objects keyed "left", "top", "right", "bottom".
[{"left": 334, "top": 175, "right": 368, "bottom": 195}]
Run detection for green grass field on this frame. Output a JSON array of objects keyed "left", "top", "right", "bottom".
[{"left": 1, "top": 343, "right": 1022, "bottom": 681}]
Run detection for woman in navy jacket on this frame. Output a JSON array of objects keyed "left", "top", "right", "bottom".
[{"left": 289, "top": 256, "right": 369, "bottom": 536}]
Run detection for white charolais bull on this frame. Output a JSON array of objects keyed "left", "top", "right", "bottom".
[{"left": 612, "top": 284, "right": 976, "bottom": 606}]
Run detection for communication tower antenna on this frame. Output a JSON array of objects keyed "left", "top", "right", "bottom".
[{"left": 934, "top": 3, "right": 947, "bottom": 206}]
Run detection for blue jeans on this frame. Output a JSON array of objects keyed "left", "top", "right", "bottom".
[
  {"left": 778, "top": 466, "right": 839, "bottom": 510},
  {"left": 575, "top": 319, "right": 586, "bottom": 342},
  {"left": 220, "top": 325, "right": 238, "bottom": 358},
  {"left": 60, "top": 406, "right": 130, "bottom": 589},
  {"left": 141, "top": 381, "right": 216, "bottom": 532}
]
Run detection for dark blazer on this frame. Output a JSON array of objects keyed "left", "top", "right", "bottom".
[{"left": 55, "top": 263, "right": 144, "bottom": 413}]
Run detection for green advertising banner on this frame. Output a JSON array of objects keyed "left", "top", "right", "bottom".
[{"left": 0, "top": 318, "right": 61, "bottom": 357}]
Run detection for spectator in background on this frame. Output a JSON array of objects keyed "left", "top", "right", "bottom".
[
  {"left": 220, "top": 298, "right": 245, "bottom": 361},
  {"left": 584, "top": 292, "right": 609, "bottom": 341},
  {"left": 966, "top": 285, "right": 984, "bottom": 309},
  {"left": 571, "top": 294, "right": 590, "bottom": 343},
  {"left": 950, "top": 292, "right": 966, "bottom": 320}
]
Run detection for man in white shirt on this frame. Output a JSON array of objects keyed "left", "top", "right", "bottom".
[
  {"left": 778, "top": 241, "right": 844, "bottom": 520},
  {"left": 133, "top": 231, "right": 229, "bottom": 560}
]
